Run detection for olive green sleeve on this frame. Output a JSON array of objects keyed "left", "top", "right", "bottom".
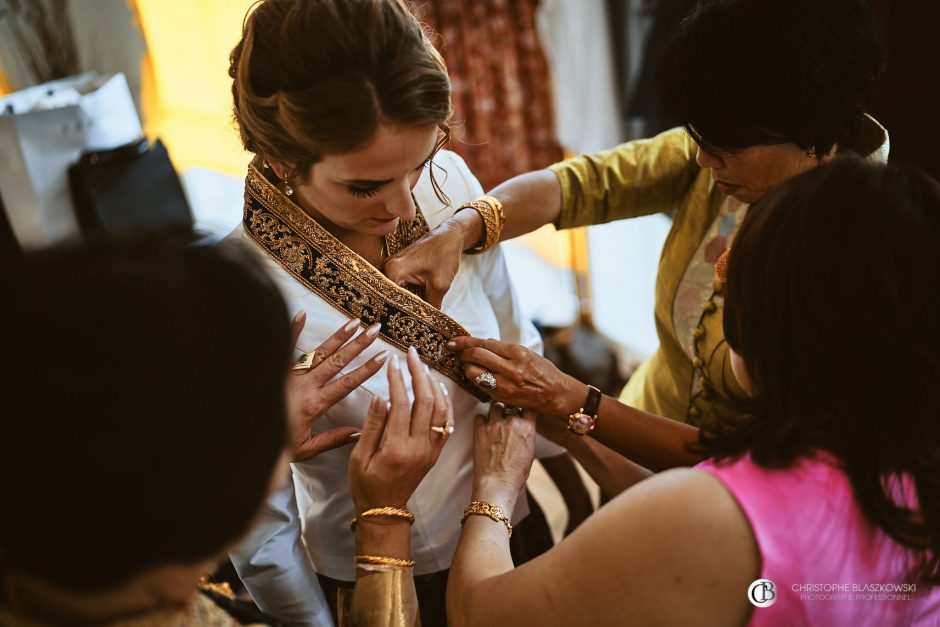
[{"left": 550, "top": 127, "right": 700, "bottom": 230}]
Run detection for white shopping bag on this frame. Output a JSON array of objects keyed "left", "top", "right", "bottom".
[{"left": 0, "top": 72, "right": 143, "bottom": 249}]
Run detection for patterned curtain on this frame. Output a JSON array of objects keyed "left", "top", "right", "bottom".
[{"left": 410, "top": 0, "right": 563, "bottom": 191}]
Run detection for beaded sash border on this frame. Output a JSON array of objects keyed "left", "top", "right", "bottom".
[{"left": 243, "top": 163, "right": 488, "bottom": 401}]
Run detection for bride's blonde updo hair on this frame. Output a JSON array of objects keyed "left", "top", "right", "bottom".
[{"left": 229, "top": 0, "right": 452, "bottom": 184}]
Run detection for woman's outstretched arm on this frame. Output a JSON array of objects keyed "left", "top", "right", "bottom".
[
  {"left": 446, "top": 408, "right": 756, "bottom": 627},
  {"left": 384, "top": 169, "right": 562, "bottom": 308},
  {"left": 448, "top": 336, "right": 701, "bottom": 471}
]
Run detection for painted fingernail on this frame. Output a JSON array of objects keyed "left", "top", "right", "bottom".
[
  {"left": 386, "top": 401, "right": 392, "bottom": 412},
  {"left": 446, "top": 340, "right": 457, "bottom": 349},
  {"left": 422, "top": 364, "right": 431, "bottom": 375},
  {"left": 439, "top": 381, "right": 449, "bottom": 396},
  {"left": 408, "top": 345, "right": 419, "bottom": 357},
  {"left": 390, "top": 354, "right": 400, "bottom": 371},
  {"left": 373, "top": 350, "right": 389, "bottom": 365},
  {"left": 344, "top": 318, "right": 361, "bottom": 333},
  {"left": 365, "top": 323, "right": 382, "bottom": 338},
  {"left": 293, "top": 310, "right": 306, "bottom": 323},
  {"left": 347, "top": 432, "right": 362, "bottom": 441}
]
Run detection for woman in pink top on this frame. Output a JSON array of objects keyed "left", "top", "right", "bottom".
[{"left": 445, "top": 158, "right": 940, "bottom": 626}]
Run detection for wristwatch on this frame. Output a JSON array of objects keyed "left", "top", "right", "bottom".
[{"left": 567, "top": 385, "right": 602, "bottom": 435}]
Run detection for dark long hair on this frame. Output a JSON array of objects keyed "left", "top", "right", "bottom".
[
  {"left": 657, "top": 0, "right": 885, "bottom": 155},
  {"left": 700, "top": 158, "right": 940, "bottom": 583},
  {"left": 0, "top": 237, "right": 292, "bottom": 591}
]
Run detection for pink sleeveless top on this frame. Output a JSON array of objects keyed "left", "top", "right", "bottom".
[{"left": 697, "top": 453, "right": 940, "bottom": 626}]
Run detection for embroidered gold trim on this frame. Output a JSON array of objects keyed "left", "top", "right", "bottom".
[{"left": 243, "top": 162, "right": 488, "bottom": 401}]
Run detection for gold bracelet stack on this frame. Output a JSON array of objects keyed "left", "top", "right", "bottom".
[
  {"left": 460, "top": 195, "right": 505, "bottom": 254},
  {"left": 355, "top": 554, "right": 416, "bottom": 569},
  {"left": 350, "top": 506, "right": 415, "bottom": 532},
  {"left": 461, "top": 500, "right": 513, "bottom": 537}
]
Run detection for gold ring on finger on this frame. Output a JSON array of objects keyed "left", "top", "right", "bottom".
[
  {"left": 430, "top": 421, "right": 455, "bottom": 437},
  {"left": 292, "top": 349, "right": 319, "bottom": 371}
]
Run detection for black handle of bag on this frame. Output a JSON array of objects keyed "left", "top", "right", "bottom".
[
  {"left": 77, "top": 137, "right": 148, "bottom": 168},
  {"left": 69, "top": 137, "right": 195, "bottom": 241}
]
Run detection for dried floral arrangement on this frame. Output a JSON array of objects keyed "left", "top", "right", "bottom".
[{"left": 0, "top": 0, "right": 78, "bottom": 84}]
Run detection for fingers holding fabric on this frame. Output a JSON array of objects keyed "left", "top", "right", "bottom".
[
  {"left": 456, "top": 341, "right": 571, "bottom": 416},
  {"left": 446, "top": 336, "right": 520, "bottom": 360},
  {"left": 471, "top": 404, "right": 538, "bottom": 506}
]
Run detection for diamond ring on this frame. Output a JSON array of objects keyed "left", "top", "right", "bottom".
[{"left": 474, "top": 371, "right": 497, "bottom": 391}]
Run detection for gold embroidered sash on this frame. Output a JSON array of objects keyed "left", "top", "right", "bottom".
[{"left": 243, "top": 163, "right": 488, "bottom": 401}]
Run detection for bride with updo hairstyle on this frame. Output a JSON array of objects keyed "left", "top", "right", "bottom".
[
  {"left": 224, "top": 1, "right": 567, "bottom": 625},
  {"left": 228, "top": 0, "right": 453, "bottom": 209}
]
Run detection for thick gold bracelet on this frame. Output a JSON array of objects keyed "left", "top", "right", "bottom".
[
  {"left": 355, "top": 554, "right": 416, "bottom": 569},
  {"left": 350, "top": 506, "right": 415, "bottom": 532},
  {"left": 461, "top": 500, "right": 513, "bottom": 537},
  {"left": 460, "top": 195, "right": 505, "bottom": 254}
]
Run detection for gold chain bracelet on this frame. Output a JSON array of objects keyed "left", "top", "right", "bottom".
[
  {"left": 355, "top": 554, "right": 416, "bottom": 569},
  {"left": 461, "top": 500, "right": 512, "bottom": 537},
  {"left": 350, "top": 506, "right": 415, "bottom": 532}
]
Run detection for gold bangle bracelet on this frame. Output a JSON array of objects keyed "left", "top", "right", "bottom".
[
  {"left": 355, "top": 554, "right": 416, "bottom": 569},
  {"left": 460, "top": 195, "right": 505, "bottom": 254},
  {"left": 350, "top": 506, "right": 415, "bottom": 532},
  {"left": 461, "top": 500, "right": 513, "bottom": 537}
]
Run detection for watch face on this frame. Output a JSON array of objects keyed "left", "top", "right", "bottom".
[{"left": 568, "top": 412, "right": 596, "bottom": 435}]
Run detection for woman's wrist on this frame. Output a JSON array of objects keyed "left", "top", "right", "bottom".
[
  {"left": 352, "top": 495, "right": 408, "bottom": 514},
  {"left": 450, "top": 205, "right": 486, "bottom": 251},
  {"left": 354, "top": 516, "right": 413, "bottom": 534},
  {"left": 355, "top": 517, "right": 413, "bottom": 560},
  {"left": 549, "top": 375, "right": 589, "bottom": 418},
  {"left": 471, "top": 478, "right": 520, "bottom": 514}
]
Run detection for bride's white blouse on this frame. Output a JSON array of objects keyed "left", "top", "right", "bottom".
[{"left": 225, "top": 149, "right": 562, "bottom": 625}]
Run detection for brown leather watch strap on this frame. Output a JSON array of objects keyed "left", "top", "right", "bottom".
[{"left": 583, "top": 385, "right": 602, "bottom": 417}]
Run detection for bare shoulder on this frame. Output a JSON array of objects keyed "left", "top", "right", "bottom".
[
  {"left": 586, "top": 466, "right": 759, "bottom": 555},
  {"left": 502, "top": 467, "right": 759, "bottom": 627},
  {"left": 623, "top": 465, "right": 743, "bottom": 508}
]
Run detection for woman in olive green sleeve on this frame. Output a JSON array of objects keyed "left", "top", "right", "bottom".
[{"left": 385, "top": 0, "right": 890, "bottom": 433}]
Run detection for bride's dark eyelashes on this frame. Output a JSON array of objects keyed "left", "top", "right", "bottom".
[
  {"left": 347, "top": 185, "right": 380, "bottom": 198},
  {"left": 345, "top": 159, "right": 430, "bottom": 198}
]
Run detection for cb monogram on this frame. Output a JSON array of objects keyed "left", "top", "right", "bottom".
[{"left": 748, "top": 579, "right": 777, "bottom": 608}]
